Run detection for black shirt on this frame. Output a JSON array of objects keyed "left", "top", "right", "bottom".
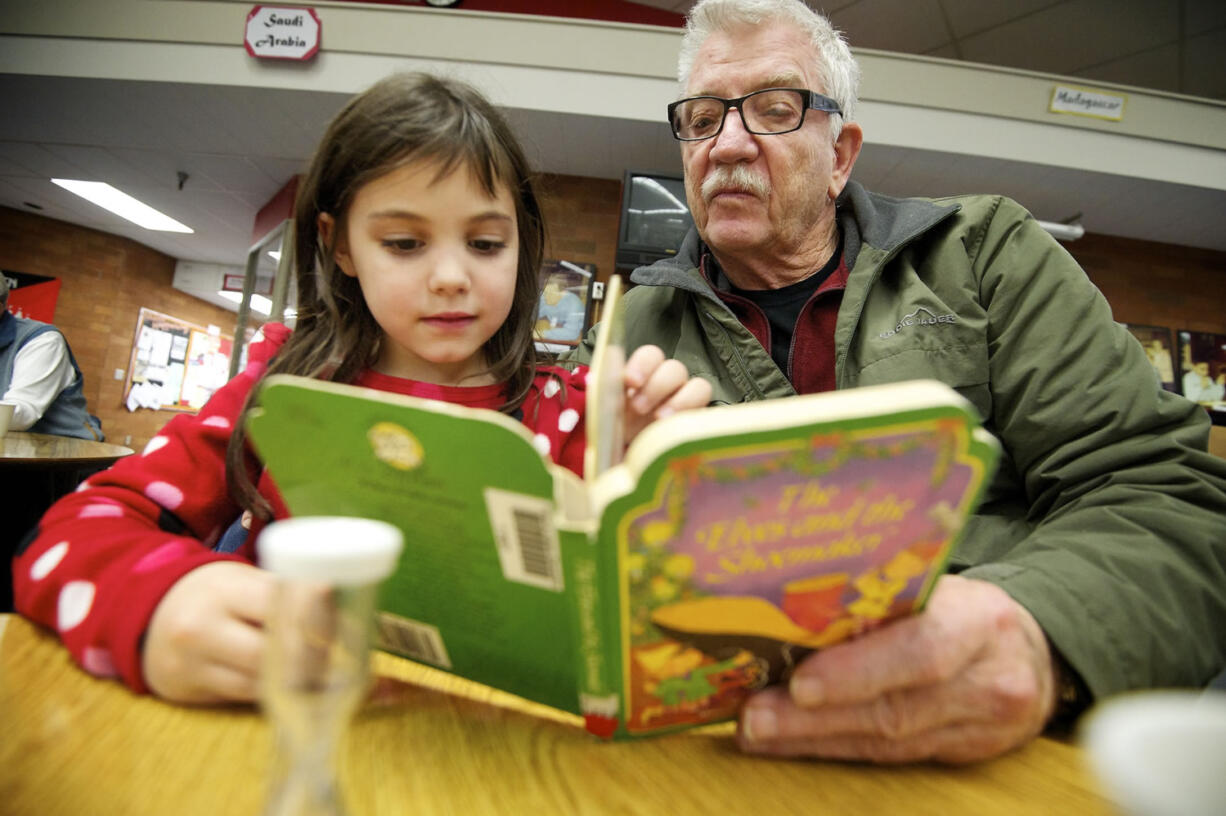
[{"left": 726, "top": 240, "right": 843, "bottom": 375}]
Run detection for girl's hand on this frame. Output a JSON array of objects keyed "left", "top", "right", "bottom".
[
  {"left": 622, "top": 345, "right": 712, "bottom": 444},
  {"left": 142, "top": 561, "right": 275, "bottom": 704}
]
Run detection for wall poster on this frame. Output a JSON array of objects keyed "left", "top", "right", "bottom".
[
  {"left": 1123, "top": 323, "right": 1177, "bottom": 393},
  {"left": 123, "top": 307, "right": 233, "bottom": 413},
  {"left": 534, "top": 259, "right": 597, "bottom": 355},
  {"left": 1177, "top": 329, "right": 1226, "bottom": 406}
]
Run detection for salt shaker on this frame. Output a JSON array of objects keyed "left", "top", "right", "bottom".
[{"left": 258, "top": 516, "right": 403, "bottom": 816}]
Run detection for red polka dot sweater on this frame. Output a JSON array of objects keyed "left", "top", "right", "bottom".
[{"left": 12, "top": 323, "right": 588, "bottom": 693}]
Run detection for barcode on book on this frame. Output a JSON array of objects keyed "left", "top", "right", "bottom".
[
  {"left": 483, "top": 487, "right": 564, "bottom": 592},
  {"left": 375, "top": 612, "right": 452, "bottom": 669}
]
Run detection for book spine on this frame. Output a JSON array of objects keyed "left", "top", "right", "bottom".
[{"left": 564, "top": 525, "right": 620, "bottom": 738}]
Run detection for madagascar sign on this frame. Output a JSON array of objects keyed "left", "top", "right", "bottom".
[
  {"left": 1049, "top": 84, "right": 1126, "bottom": 122},
  {"left": 245, "top": 5, "right": 321, "bottom": 61}
]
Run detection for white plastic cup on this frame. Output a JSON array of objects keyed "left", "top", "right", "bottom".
[
  {"left": 0, "top": 401, "right": 15, "bottom": 437},
  {"left": 257, "top": 517, "right": 403, "bottom": 816}
]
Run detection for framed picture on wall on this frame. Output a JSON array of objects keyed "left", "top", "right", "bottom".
[
  {"left": 534, "top": 259, "right": 596, "bottom": 354},
  {"left": 1123, "top": 324, "right": 1177, "bottom": 392},
  {"left": 123, "top": 307, "right": 233, "bottom": 413},
  {"left": 1175, "top": 329, "right": 1226, "bottom": 405}
]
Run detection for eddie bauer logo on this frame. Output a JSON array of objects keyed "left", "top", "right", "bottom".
[{"left": 878, "top": 306, "right": 957, "bottom": 339}]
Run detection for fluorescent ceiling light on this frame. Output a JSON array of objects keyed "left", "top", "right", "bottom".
[
  {"left": 268, "top": 250, "right": 282, "bottom": 261},
  {"left": 218, "top": 291, "right": 272, "bottom": 315},
  {"left": 51, "top": 179, "right": 193, "bottom": 233}
]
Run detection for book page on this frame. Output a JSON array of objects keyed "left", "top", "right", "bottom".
[{"left": 583, "top": 274, "right": 626, "bottom": 483}]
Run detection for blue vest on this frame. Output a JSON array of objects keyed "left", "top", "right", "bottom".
[{"left": 0, "top": 312, "right": 104, "bottom": 441}]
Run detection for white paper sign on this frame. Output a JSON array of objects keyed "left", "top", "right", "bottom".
[
  {"left": 245, "top": 5, "right": 320, "bottom": 61},
  {"left": 1049, "top": 85, "right": 1126, "bottom": 121}
]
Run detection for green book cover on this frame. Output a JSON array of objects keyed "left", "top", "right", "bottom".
[{"left": 246, "top": 280, "right": 999, "bottom": 739}]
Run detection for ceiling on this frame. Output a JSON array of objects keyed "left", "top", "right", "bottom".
[
  {"left": 0, "top": 0, "right": 1223, "bottom": 317},
  {"left": 639, "top": 0, "right": 1226, "bottom": 102}
]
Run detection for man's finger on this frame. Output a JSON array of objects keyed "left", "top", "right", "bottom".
[
  {"left": 736, "top": 718, "right": 1032, "bottom": 764},
  {"left": 786, "top": 576, "right": 1002, "bottom": 705},
  {"left": 743, "top": 651, "right": 1044, "bottom": 744}
]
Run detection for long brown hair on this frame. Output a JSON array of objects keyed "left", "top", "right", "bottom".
[{"left": 226, "top": 72, "right": 546, "bottom": 518}]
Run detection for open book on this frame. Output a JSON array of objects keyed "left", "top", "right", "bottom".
[{"left": 246, "top": 277, "right": 999, "bottom": 739}]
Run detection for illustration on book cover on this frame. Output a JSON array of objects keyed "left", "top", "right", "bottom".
[{"left": 614, "top": 416, "right": 985, "bottom": 734}]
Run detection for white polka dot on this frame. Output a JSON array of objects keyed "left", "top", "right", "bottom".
[
  {"left": 532, "top": 434, "right": 552, "bottom": 457},
  {"left": 542, "top": 379, "right": 561, "bottom": 399},
  {"left": 57, "top": 581, "right": 96, "bottom": 632},
  {"left": 75, "top": 481, "right": 91, "bottom": 493},
  {"left": 145, "top": 481, "right": 185, "bottom": 511},
  {"left": 143, "top": 435, "right": 170, "bottom": 456},
  {"left": 82, "top": 647, "right": 118, "bottom": 678},
  {"left": 30, "top": 541, "right": 70, "bottom": 581},
  {"left": 80, "top": 503, "right": 124, "bottom": 519},
  {"left": 202, "top": 415, "right": 231, "bottom": 429},
  {"left": 558, "top": 408, "right": 580, "bottom": 433}
]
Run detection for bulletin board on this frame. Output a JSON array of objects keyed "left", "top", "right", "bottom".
[{"left": 123, "top": 307, "right": 233, "bottom": 413}]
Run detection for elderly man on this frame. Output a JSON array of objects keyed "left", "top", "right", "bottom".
[{"left": 574, "top": 0, "right": 1226, "bottom": 763}]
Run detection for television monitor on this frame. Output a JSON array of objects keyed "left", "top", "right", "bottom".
[{"left": 616, "top": 170, "right": 693, "bottom": 274}]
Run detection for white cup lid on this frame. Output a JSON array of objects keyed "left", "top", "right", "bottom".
[
  {"left": 1082, "top": 690, "right": 1226, "bottom": 816},
  {"left": 258, "top": 517, "right": 403, "bottom": 585}
]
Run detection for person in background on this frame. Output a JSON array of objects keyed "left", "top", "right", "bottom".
[
  {"left": 535, "top": 276, "right": 587, "bottom": 343},
  {"left": 13, "top": 72, "right": 710, "bottom": 705},
  {"left": 1143, "top": 338, "right": 1174, "bottom": 387},
  {"left": 0, "top": 274, "right": 103, "bottom": 440},
  {"left": 1182, "top": 361, "right": 1225, "bottom": 404},
  {"left": 573, "top": 0, "right": 1226, "bottom": 763}
]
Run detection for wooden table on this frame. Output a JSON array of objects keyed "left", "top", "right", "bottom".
[
  {"left": 0, "top": 430, "right": 134, "bottom": 468},
  {"left": 0, "top": 615, "right": 1115, "bottom": 816},
  {"left": 1, "top": 432, "right": 135, "bottom": 610}
]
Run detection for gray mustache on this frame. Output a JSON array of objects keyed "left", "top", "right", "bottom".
[{"left": 701, "top": 165, "right": 770, "bottom": 202}]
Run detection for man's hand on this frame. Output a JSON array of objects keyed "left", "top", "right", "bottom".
[
  {"left": 737, "top": 575, "right": 1058, "bottom": 763},
  {"left": 142, "top": 561, "right": 275, "bottom": 704},
  {"left": 622, "top": 345, "right": 712, "bottom": 444}
]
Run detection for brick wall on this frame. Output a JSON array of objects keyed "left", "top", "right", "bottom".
[
  {"left": 538, "top": 174, "right": 621, "bottom": 277},
  {"left": 1070, "top": 233, "right": 1226, "bottom": 335},
  {"left": 1, "top": 206, "right": 238, "bottom": 451},
  {"left": 4, "top": 178, "right": 1225, "bottom": 451}
]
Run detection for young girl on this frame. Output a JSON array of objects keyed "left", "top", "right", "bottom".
[{"left": 13, "top": 73, "right": 710, "bottom": 704}]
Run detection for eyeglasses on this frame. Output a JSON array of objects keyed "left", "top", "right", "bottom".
[{"left": 667, "top": 88, "right": 842, "bottom": 141}]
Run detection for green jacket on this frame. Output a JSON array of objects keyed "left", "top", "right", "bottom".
[{"left": 575, "top": 181, "right": 1226, "bottom": 702}]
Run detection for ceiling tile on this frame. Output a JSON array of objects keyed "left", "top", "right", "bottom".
[
  {"left": 1184, "top": 0, "right": 1226, "bottom": 36},
  {"left": 828, "top": 0, "right": 952, "bottom": 54},
  {"left": 959, "top": 0, "right": 1179, "bottom": 76},
  {"left": 0, "top": 142, "right": 64, "bottom": 178},
  {"left": 936, "top": 0, "right": 1057, "bottom": 40},
  {"left": 1184, "top": 28, "right": 1226, "bottom": 100},
  {"left": 1075, "top": 42, "right": 1180, "bottom": 94}
]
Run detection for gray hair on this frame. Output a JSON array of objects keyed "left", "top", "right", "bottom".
[
  {"left": 677, "top": 0, "right": 860, "bottom": 138},
  {"left": 0, "top": 272, "right": 9, "bottom": 306}
]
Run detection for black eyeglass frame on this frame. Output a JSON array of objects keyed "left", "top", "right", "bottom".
[{"left": 667, "top": 88, "right": 843, "bottom": 142}]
